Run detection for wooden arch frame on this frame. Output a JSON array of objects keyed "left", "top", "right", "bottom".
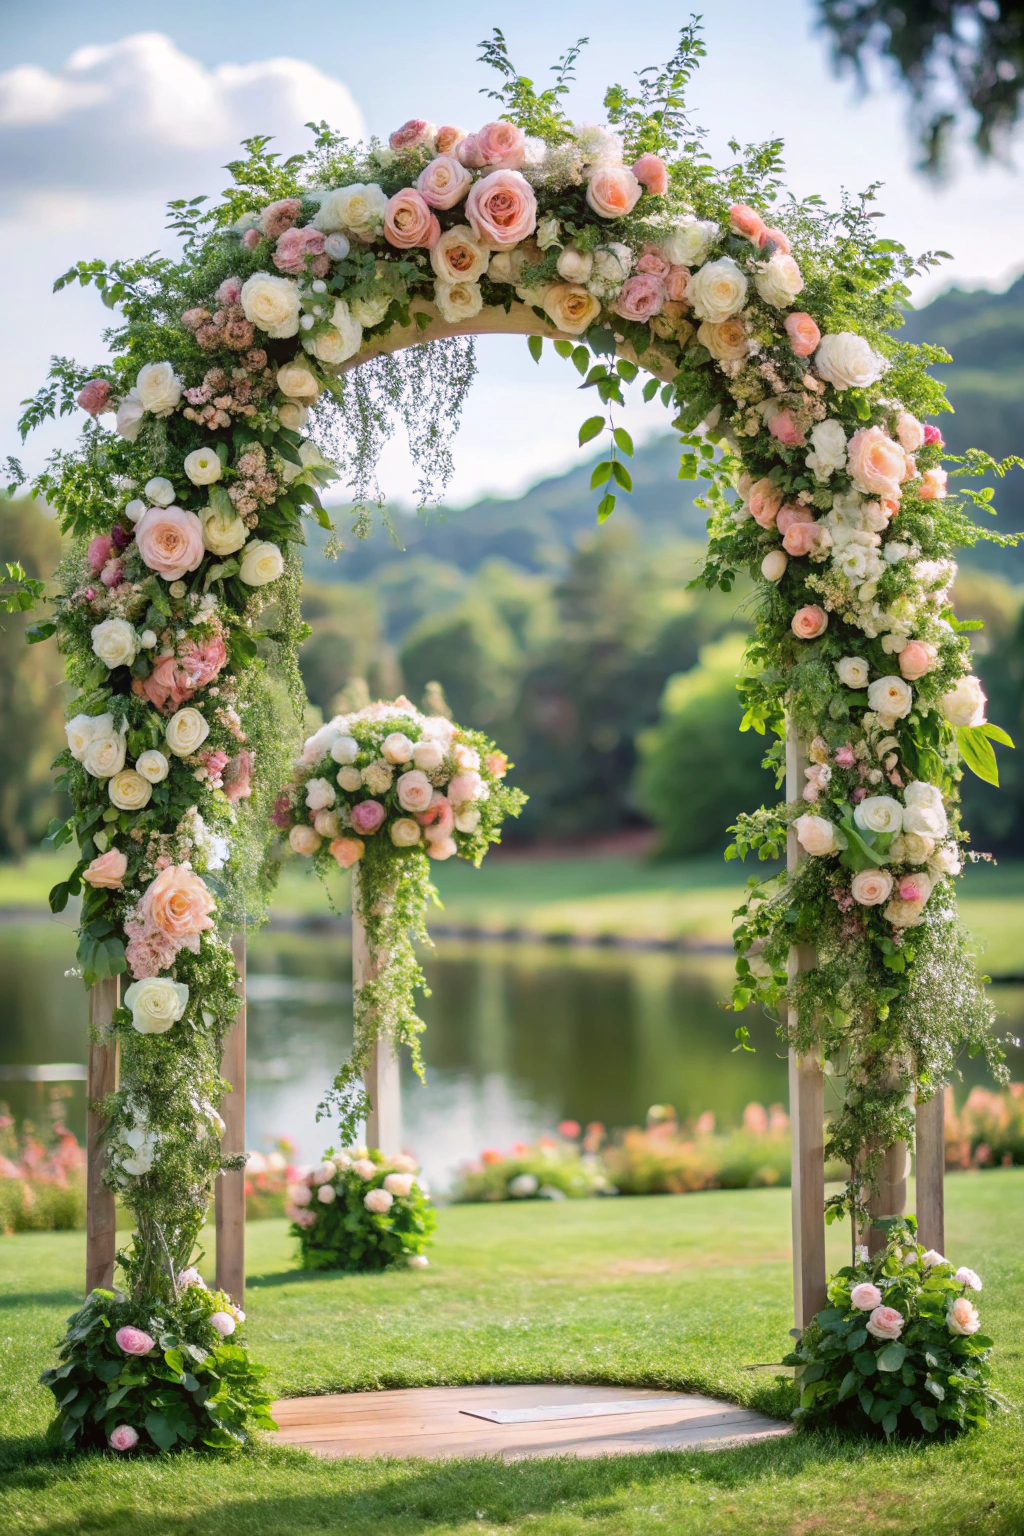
[{"left": 85, "top": 299, "right": 945, "bottom": 1318}]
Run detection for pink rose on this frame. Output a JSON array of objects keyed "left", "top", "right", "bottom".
[
  {"left": 784, "top": 312, "right": 821, "bottom": 357},
  {"left": 898, "top": 875, "right": 927, "bottom": 902},
  {"left": 101, "top": 561, "right": 124, "bottom": 589},
  {"left": 792, "top": 605, "right": 828, "bottom": 640},
  {"left": 77, "top": 379, "right": 111, "bottom": 415},
  {"left": 435, "top": 125, "right": 467, "bottom": 156},
  {"left": 330, "top": 834, "right": 365, "bottom": 868},
  {"left": 448, "top": 770, "right": 485, "bottom": 805},
  {"left": 759, "top": 226, "right": 791, "bottom": 254},
  {"left": 259, "top": 198, "right": 302, "bottom": 239},
  {"left": 417, "top": 155, "right": 473, "bottom": 209},
  {"left": 919, "top": 467, "right": 948, "bottom": 500},
  {"left": 947, "top": 1296, "right": 980, "bottom": 1336},
  {"left": 474, "top": 120, "right": 527, "bottom": 170},
  {"left": 586, "top": 166, "right": 642, "bottom": 219},
  {"left": 896, "top": 411, "right": 925, "bottom": 452},
  {"left": 223, "top": 749, "right": 254, "bottom": 802},
  {"left": 632, "top": 153, "right": 669, "bottom": 195},
  {"left": 847, "top": 426, "right": 906, "bottom": 501},
  {"left": 242, "top": 228, "right": 261, "bottom": 251},
  {"left": 82, "top": 849, "right": 128, "bottom": 890},
  {"left": 955, "top": 1266, "right": 982, "bottom": 1291},
  {"left": 216, "top": 276, "right": 242, "bottom": 306},
  {"left": 427, "top": 836, "right": 458, "bottom": 861},
  {"left": 850, "top": 1282, "right": 882, "bottom": 1310},
  {"left": 133, "top": 654, "right": 192, "bottom": 714},
  {"left": 898, "top": 641, "right": 937, "bottom": 680},
  {"left": 209, "top": 1310, "right": 236, "bottom": 1337},
  {"left": 782, "top": 518, "right": 826, "bottom": 557},
  {"left": 749, "top": 479, "right": 783, "bottom": 528},
  {"left": 350, "top": 799, "right": 386, "bottom": 835},
  {"left": 124, "top": 929, "right": 178, "bottom": 981},
  {"left": 613, "top": 273, "right": 666, "bottom": 323},
  {"left": 141, "top": 863, "right": 216, "bottom": 942},
  {"left": 769, "top": 409, "right": 806, "bottom": 447},
  {"left": 456, "top": 134, "right": 481, "bottom": 167},
  {"left": 729, "top": 203, "right": 767, "bottom": 243},
  {"left": 866, "top": 1304, "right": 904, "bottom": 1341},
  {"left": 834, "top": 745, "right": 856, "bottom": 768},
  {"left": 115, "top": 1326, "right": 155, "bottom": 1356},
  {"left": 923, "top": 424, "right": 944, "bottom": 446},
  {"left": 418, "top": 792, "right": 454, "bottom": 840},
  {"left": 397, "top": 769, "right": 434, "bottom": 813},
  {"left": 135, "top": 507, "right": 205, "bottom": 582},
  {"left": 384, "top": 189, "right": 441, "bottom": 249},
  {"left": 637, "top": 246, "right": 672, "bottom": 279},
  {"left": 664, "top": 266, "right": 691, "bottom": 303},
  {"left": 272, "top": 226, "right": 329, "bottom": 277},
  {"left": 466, "top": 170, "right": 537, "bottom": 249},
  {"left": 776, "top": 503, "right": 815, "bottom": 536},
  {"left": 87, "top": 534, "right": 114, "bottom": 575},
  {"left": 389, "top": 118, "right": 434, "bottom": 151},
  {"left": 108, "top": 1425, "right": 139, "bottom": 1451}
]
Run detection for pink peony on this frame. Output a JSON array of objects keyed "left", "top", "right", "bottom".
[
  {"left": 632, "top": 153, "right": 669, "bottom": 194},
  {"left": 271, "top": 793, "right": 293, "bottom": 830},
  {"left": 898, "top": 641, "right": 937, "bottom": 680},
  {"left": 759, "top": 226, "right": 791, "bottom": 254},
  {"left": 115, "top": 1326, "right": 155, "bottom": 1356},
  {"left": 329, "top": 834, "right": 365, "bottom": 868},
  {"left": 216, "top": 276, "right": 242, "bottom": 306},
  {"left": 850, "top": 1282, "right": 882, "bottom": 1310},
  {"left": 125, "top": 930, "right": 178, "bottom": 981},
  {"left": 82, "top": 849, "right": 128, "bottom": 890},
  {"left": 923, "top": 423, "right": 944, "bottom": 446},
  {"left": 614, "top": 274, "right": 666, "bottom": 322},
  {"left": 77, "top": 379, "right": 111, "bottom": 415},
  {"left": 947, "top": 1296, "right": 980, "bottom": 1335},
  {"left": 919, "top": 467, "right": 948, "bottom": 500},
  {"left": 109, "top": 1424, "right": 139, "bottom": 1451},
  {"left": 390, "top": 118, "right": 434, "bottom": 151},
  {"left": 223, "top": 749, "right": 254, "bottom": 802},
  {"left": 748, "top": 478, "right": 783, "bottom": 528},
  {"left": 209, "top": 1310, "right": 236, "bottom": 1337},
  {"left": 384, "top": 188, "right": 441, "bottom": 249},
  {"left": 135, "top": 507, "right": 205, "bottom": 582},
  {"left": 769, "top": 409, "right": 806, "bottom": 447},
  {"left": 259, "top": 198, "right": 302, "bottom": 239},
  {"left": 141, "top": 863, "right": 216, "bottom": 943},
  {"left": 847, "top": 426, "right": 906, "bottom": 501},
  {"left": 866, "top": 1304, "right": 904, "bottom": 1341},
  {"left": 272, "top": 226, "right": 329, "bottom": 277},
  {"left": 350, "top": 799, "right": 386, "bottom": 835},
  {"left": 784, "top": 312, "right": 821, "bottom": 357},
  {"left": 664, "top": 265, "right": 692, "bottom": 303},
  {"left": 473, "top": 120, "right": 526, "bottom": 170},
  {"left": 466, "top": 170, "right": 537, "bottom": 250},
  {"left": 792, "top": 605, "right": 828, "bottom": 641},
  {"left": 417, "top": 155, "right": 472, "bottom": 209},
  {"left": 729, "top": 203, "right": 767, "bottom": 243},
  {"left": 782, "top": 518, "right": 826, "bottom": 557},
  {"left": 585, "top": 165, "right": 642, "bottom": 220},
  {"left": 776, "top": 503, "right": 816, "bottom": 536},
  {"left": 87, "top": 534, "right": 114, "bottom": 575}
]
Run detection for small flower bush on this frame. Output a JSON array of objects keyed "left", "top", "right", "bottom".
[
  {"left": 287, "top": 1146, "right": 435, "bottom": 1272},
  {"left": 40, "top": 1273, "right": 274, "bottom": 1452},
  {"left": 452, "top": 1127, "right": 613, "bottom": 1203},
  {"left": 946, "top": 1083, "right": 1024, "bottom": 1169},
  {"left": 784, "top": 1218, "right": 1002, "bottom": 1438}
]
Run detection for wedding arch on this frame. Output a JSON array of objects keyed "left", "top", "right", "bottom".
[{"left": 18, "top": 24, "right": 1016, "bottom": 1451}]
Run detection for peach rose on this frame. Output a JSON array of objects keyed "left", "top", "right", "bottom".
[
  {"left": 847, "top": 426, "right": 906, "bottom": 500},
  {"left": 474, "top": 120, "right": 526, "bottom": 169},
  {"left": 729, "top": 202, "right": 767, "bottom": 243},
  {"left": 898, "top": 641, "right": 938, "bottom": 680},
  {"left": 82, "top": 848, "right": 128, "bottom": 889},
  {"left": 614, "top": 273, "right": 666, "bottom": 322},
  {"left": 142, "top": 864, "right": 215, "bottom": 942},
  {"left": 384, "top": 189, "right": 440, "bottom": 249},
  {"left": 759, "top": 226, "right": 791, "bottom": 253},
  {"left": 430, "top": 224, "right": 488, "bottom": 283},
  {"left": 749, "top": 478, "right": 783, "bottom": 528},
  {"left": 330, "top": 835, "right": 365, "bottom": 868},
  {"left": 637, "top": 246, "right": 672, "bottom": 279},
  {"left": 585, "top": 166, "right": 642, "bottom": 220},
  {"left": 769, "top": 409, "right": 806, "bottom": 447},
  {"left": 417, "top": 155, "right": 473, "bottom": 209},
  {"left": 466, "top": 170, "right": 537, "bottom": 249},
  {"left": 135, "top": 507, "right": 205, "bottom": 582},
  {"left": 866, "top": 1305, "right": 905, "bottom": 1341},
  {"left": 850, "top": 869, "right": 894, "bottom": 906},
  {"left": 632, "top": 153, "right": 668, "bottom": 194},
  {"left": 782, "top": 518, "right": 826, "bottom": 557},
  {"left": 664, "top": 265, "right": 691, "bottom": 303},
  {"left": 792, "top": 605, "right": 828, "bottom": 640},
  {"left": 776, "top": 503, "right": 815, "bottom": 537},
  {"left": 435, "top": 125, "right": 467, "bottom": 156},
  {"left": 948, "top": 1297, "right": 981, "bottom": 1335},
  {"left": 784, "top": 312, "right": 821, "bottom": 357},
  {"left": 919, "top": 467, "right": 948, "bottom": 500}
]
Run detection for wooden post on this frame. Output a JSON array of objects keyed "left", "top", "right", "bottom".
[
  {"left": 915, "top": 1091, "right": 945, "bottom": 1255},
  {"left": 786, "top": 730, "right": 827, "bottom": 1329},
  {"left": 352, "top": 870, "right": 402, "bottom": 1155},
  {"left": 865, "top": 1138, "right": 910, "bottom": 1255},
  {"left": 215, "top": 930, "right": 246, "bottom": 1304},
  {"left": 86, "top": 977, "right": 119, "bottom": 1294}
]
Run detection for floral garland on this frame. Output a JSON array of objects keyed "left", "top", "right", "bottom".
[{"left": 278, "top": 696, "right": 524, "bottom": 1137}]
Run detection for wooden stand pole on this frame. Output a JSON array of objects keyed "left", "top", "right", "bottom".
[
  {"left": 915, "top": 1091, "right": 945, "bottom": 1255},
  {"left": 352, "top": 871, "right": 402, "bottom": 1156},
  {"left": 786, "top": 730, "right": 827, "bottom": 1329},
  {"left": 86, "top": 977, "right": 120, "bottom": 1294},
  {"left": 214, "top": 930, "right": 247, "bottom": 1304}
]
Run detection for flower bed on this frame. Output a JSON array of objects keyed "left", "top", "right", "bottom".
[
  {"left": 287, "top": 1147, "right": 435, "bottom": 1271},
  {"left": 945, "top": 1083, "right": 1024, "bottom": 1169},
  {"left": 0, "top": 1099, "right": 86, "bottom": 1235}
]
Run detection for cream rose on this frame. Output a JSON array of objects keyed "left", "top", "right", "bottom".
[
  {"left": 689, "top": 258, "right": 748, "bottom": 323},
  {"left": 240, "top": 273, "right": 301, "bottom": 339},
  {"left": 136, "top": 750, "right": 170, "bottom": 784},
  {"left": 382, "top": 732, "right": 414, "bottom": 764},
  {"left": 165, "top": 707, "right": 210, "bottom": 757},
  {"left": 116, "top": 390, "right": 144, "bottom": 442},
  {"left": 336, "top": 766, "right": 362, "bottom": 792},
  {"left": 201, "top": 504, "right": 248, "bottom": 557},
  {"left": 854, "top": 795, "right": 904, "bottom": 835},
  {"left": 361, "top": 759, "right": 393, "bottom": 795},
  {"left": 556, "top": 246, "right": 593, "bottom": 282},
  {"left": 850, "top": 869, "right": 894, "bottom": 906},
  {"left": 67, "top": 713, "right": 104, "bottom": 761},
  {"left": 430, "top": 225, "right": 488, "bottom": 283},
  {"left": 144, "top": 477, "right": 175, "bottom": 507},
  {"left": 542, "top": 283, "right": 602, "bottom": 336},
  {"left": 904, "top": 802, "right": 948, "bottom": 840},
  {"left": 305, "top": 777, "right": 336, "bottom": 812},
  {"left": 82, "top": 727, "right": 127, "bottom": 780},
  {"left": 390, "top": 817, "right": 422, "bottom": 847},
  {"left": 793, "top": 813, "right": 841, "bottom": 857},
  {"left": 697, "top": 318, "right": 748, "bottom": 361},
  {"left": 814, "top": 332, "right": 887, "bottom": 391},
  {"left": 454, "top": 807, "right": 480, "bottom": 833},
  {"left": 289, "top": 824, "right": 321, "bottom": 856},
  {"left": 433, "top": 280, "right": 483, "bottom": 324},
  {"left": 108, "top": 769, "right": 152, "bottom": 812},
  {"left": 397, "top": 769, "right": 434, "bottom": 813},
  {"left": 939, "top": 675, "right": 986, "bottom": 728},
  {"left": 124, "top": 977, "right": 189, "bottom": 1035},
  {"left": 276, "top": 357, "right": 321, "bottom": 403},
  {"left": 277, "top": 402, "right": 309, "bottom": 431},
  {"left": 91, "top": 618, "right": 137, "bottom": 670},
  {"left": 313, "top": 183, "right": 388, "bottom": 238},
  {"left": 135, "top": 361, "right": 181, "bottom": 417},
  {"left": 330, "top": 736, "right": 359, "bottom": 765},
  {"left": 183, "top": 447, "right": 222, "bottom": 486},
  {"left": 835, "top": 656, "right": 870, "bottom": 689},
  {"left": 867, "top": 675, "right": 913, "bottom": 720},
  {"left": 413, "top": 738, "right": 445, "bottom": 771},
  {"left": 754, "top": 252, "right": 803, "bottom": 308},
  {"left": 303, "top": 300, "right": 363, "bottom": 366},
  {"left": 947, "top": 1297, "right": 981, "bottom": 1336},
  {"left": 760, "top": 550, "right": 788, "bottom": 582},
  {"left": 238, "top": 540, "right": 284, "bottom": 587}
]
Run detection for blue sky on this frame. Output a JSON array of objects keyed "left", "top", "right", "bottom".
[{"left": 2, "top": 1, "right": 1020, "bottom": 505}]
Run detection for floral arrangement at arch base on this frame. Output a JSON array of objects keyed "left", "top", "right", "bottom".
[
  {"left": 279, "top": 695, "right": 524, "bottom": 1137},
  {"left": 287, "top": 1147, "right": 435, "bottom": 1272}
]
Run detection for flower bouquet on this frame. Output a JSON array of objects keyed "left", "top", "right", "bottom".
[{"left": 287, "top": 1147, "right": 435, "bottom": 1272}]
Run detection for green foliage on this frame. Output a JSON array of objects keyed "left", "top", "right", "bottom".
[
  {"left": 476, "top": 28, "right": 587, "bottom": 140},
  {"left": 292, "top": 1148, "right": 435, "bottom": 1272}
]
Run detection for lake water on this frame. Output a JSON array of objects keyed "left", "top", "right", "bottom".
[{"left": 2, "top": 917, "right": 1021, "bottom": 1193}]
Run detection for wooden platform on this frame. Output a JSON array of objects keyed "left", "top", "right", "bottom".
[{"left": 270, "top": 1383, "right": 792, "bottom": 1460}]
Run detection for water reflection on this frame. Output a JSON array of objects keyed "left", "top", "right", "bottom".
[{"left": 1, "top": 919, "right": 1022, "bottom": 1193}]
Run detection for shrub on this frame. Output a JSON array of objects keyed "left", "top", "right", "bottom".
[
  {"left": 945, "top": 1083, "right": 1024, "bottom": 1169},
  {"left": 451, "top": 1133, "right": 614, "bottom": 1203},
  {"left": 289, "top": 1147, "right": 435, "bottom": 1272}
]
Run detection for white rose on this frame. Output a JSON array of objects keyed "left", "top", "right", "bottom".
[
  {"left": 688, "top": 258, "right": 748, "bottom": 323},
  {"left": 116, "top": 389, "right": 144, "bottom": 442},
  {"left": 108, "top": 769, "right": 152, "bottom": 812},
  {"left": 124, "top": 977, "right": 189, "bottom": 1035},
  {"left": 91, "top": 618, "right": 137, "bottom": 670},
  {"left": 276, "top": 357, "right": 321, "bottom": 403},
  {"left": 754, "top": 252, "right": 804, "bottom": 309},
  {"left": 433, "top": 280, "right": 484, "bottom": 324},
  {"left": 136, "top": 750, "right": 169, "bottom": 784},
  {"left": 556, "top": 245, "right": 593, "bottom": 282},
  {"left": 390, "top": 817, "right": 422, "bottom": 847},
  {"left": 165, "top": 707, "right": 210, "bottom": 757},
  {"left": 82, "top": 728, "right": 127, "bottom": 780},
  {"left": 136, "top": 362, "right": 182, "bottom": 418},
  {"left": 305, "top": 777, "right": 336, "bottom": 812},
  {"left": 835, "top": 657, "right": 870, "bottom": 689},
  {"left": 382, "top": 732, "right": 414, "bottom": 764},
  {"left": 586, "top": 242, "right": 633, "bottom": 299},
  {"left": 144, "top": 476, "right": 176, "bottom": 507},
  {"left": 904, "top": 802, "right": 948, "bottom": 840},
  {"left": 66, "top": 713, "right": 105, "bottom": 761},
  {"left": 303, "top": 300, "right": 362, "bottom": 366},
  {"left": 124, "top": 498, "right": 146, "bottom": 524},
  {"left": 314, "top": 809, "right": 341, "bottom": 838},
  {"left": 361, "top": 759, "right": 394, "bottom": 795},
  {"left": 289, "top": 824, "right": 322, "bottom": 856},
  {"left": 901, "top": 831, "right": 936, "bottom": 863},
  {"left": 383, "top": 1172, "right": 414, "bottom": 1198},
  {"left": 183, "top": 448, "right": 222, "bottom": 486},
  {"left": 313, "top": 183, "right": 388, "bottom": 238},
  {"left": 793, "top": 813, "right": 841, "bottom": 857},
  {"left": 397, "top": 769, "right": 433, "bottom": 812},
  {"left": 939, "top": 675, "right": 986, "bottom": 728},
  {"left": 201, "top": 504, "right": 248, "bottom": 557},
  {"left": 330, "top": 736, "right": 360, "bottom": 766},
  {"left": 454, "top": 807, "right": 480, "bottom": 833},
  {"left": 806, "top": 420, "right": 847, "bottom": 482},
  {"left": 277, "top": 402, "right": 309, "bottom": 430},
  {"left": 542, "top": 283, "right": 603, "bottom": 336},
  {"left": 336, "top": 766, "right": 362, "bottom": 792},
  {"left": 430, "top": 225, "right": 489, "bottom": 284},
  {"left": 867, "top": 676, "right": 913, "bottom": 720},
  {"left": 486, "top": 251, "right": 515, "bottom": 284},
  {"left": 240, "top": 273, "right": 301, "bottom": 339},
  {"left": 904, "top": 780, "right": 944, "bottom": 810},
  {"left": 238, "top": 540, "right": 284, "bottom": 587},
  {"left": 659, "top": 216, "right": 717, "bottom": 267},
  {"left": 850, "top": 869, "right": 894, "bottom": 906},
  {"left": 854, "top": 795, "right": 904, "bottom": 835},
  {"left": 412, "top": 738, "right": 445, "bottom": 771},
  {"left": 814, "top": 332, "right": 887, "bottom": 391},
  {"left": 929, "top": 843, "right": 962, "bottom": 878}
]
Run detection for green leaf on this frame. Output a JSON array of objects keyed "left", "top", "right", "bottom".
[
  {"left": 877, "top": 1342, "right": 907, "bottom": 1373},
  {"left": 956, "top": 726, "right": 999, "bottom": 786},
  {"left": 26, "top": 620, "right": 56, "bottom": 645},
  {"left": 642, "top": 378, "right": 659, "bottom": 402},
  {"left": 571, "top": 346, "right": 590, "bottom": 376},
  {"left": 578, "top": 415, "right": 604, "bottom": 446},
  {"left": 590, "top": 460, "right": 613, "bottom": 489},
  {"left": 145, "top": 1410, "right": 179, "bottom": 1451},
  {"left": 615, "top": 359, "right": 638, "bottom": 382},
  {"left": 610, "top": 460, "right": 632, "bottom": 492},
  {"left": 527, "top": 335, "right": 543, "bottom": 363},
  {"left": 553, "top": 339, "right": 573, "bottom": 359},
  {"left": 613, "top": 427, "right": 634, "bottom": 457},
  {"left": 678, "top": 454, "right": 697, "bottom": 480},
  {"left": 596, "top": 494, "right": 616, "bottom": 524},
  {"left": 981, "top": 723, "right": 1015, "bottom": 749},
  {"left": 854, "top": 1351, "right": 877, "bottom": 1375}
]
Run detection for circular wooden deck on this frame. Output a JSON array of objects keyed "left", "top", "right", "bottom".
[{"left": 271, "top": 1383, "right": 792, "bottom": 1460}]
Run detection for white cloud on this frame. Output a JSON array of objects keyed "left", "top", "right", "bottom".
[{"left": 0, "top": 32, "right": 364, "bottom": 194}]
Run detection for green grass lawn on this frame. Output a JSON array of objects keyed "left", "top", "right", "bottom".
[{"left": 2, "top": 1173, "right": 1023, "bottom": 1535}]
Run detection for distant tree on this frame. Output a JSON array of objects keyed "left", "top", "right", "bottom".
[
  {"left": 399, "top": 597, "right": 524, "bottom": 728},
  {"left": 298, "top": 581, "right": 396, "bottom": 716},
  {"left": 818, "top": 0, "right": 1024, "bottom": 173}
]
